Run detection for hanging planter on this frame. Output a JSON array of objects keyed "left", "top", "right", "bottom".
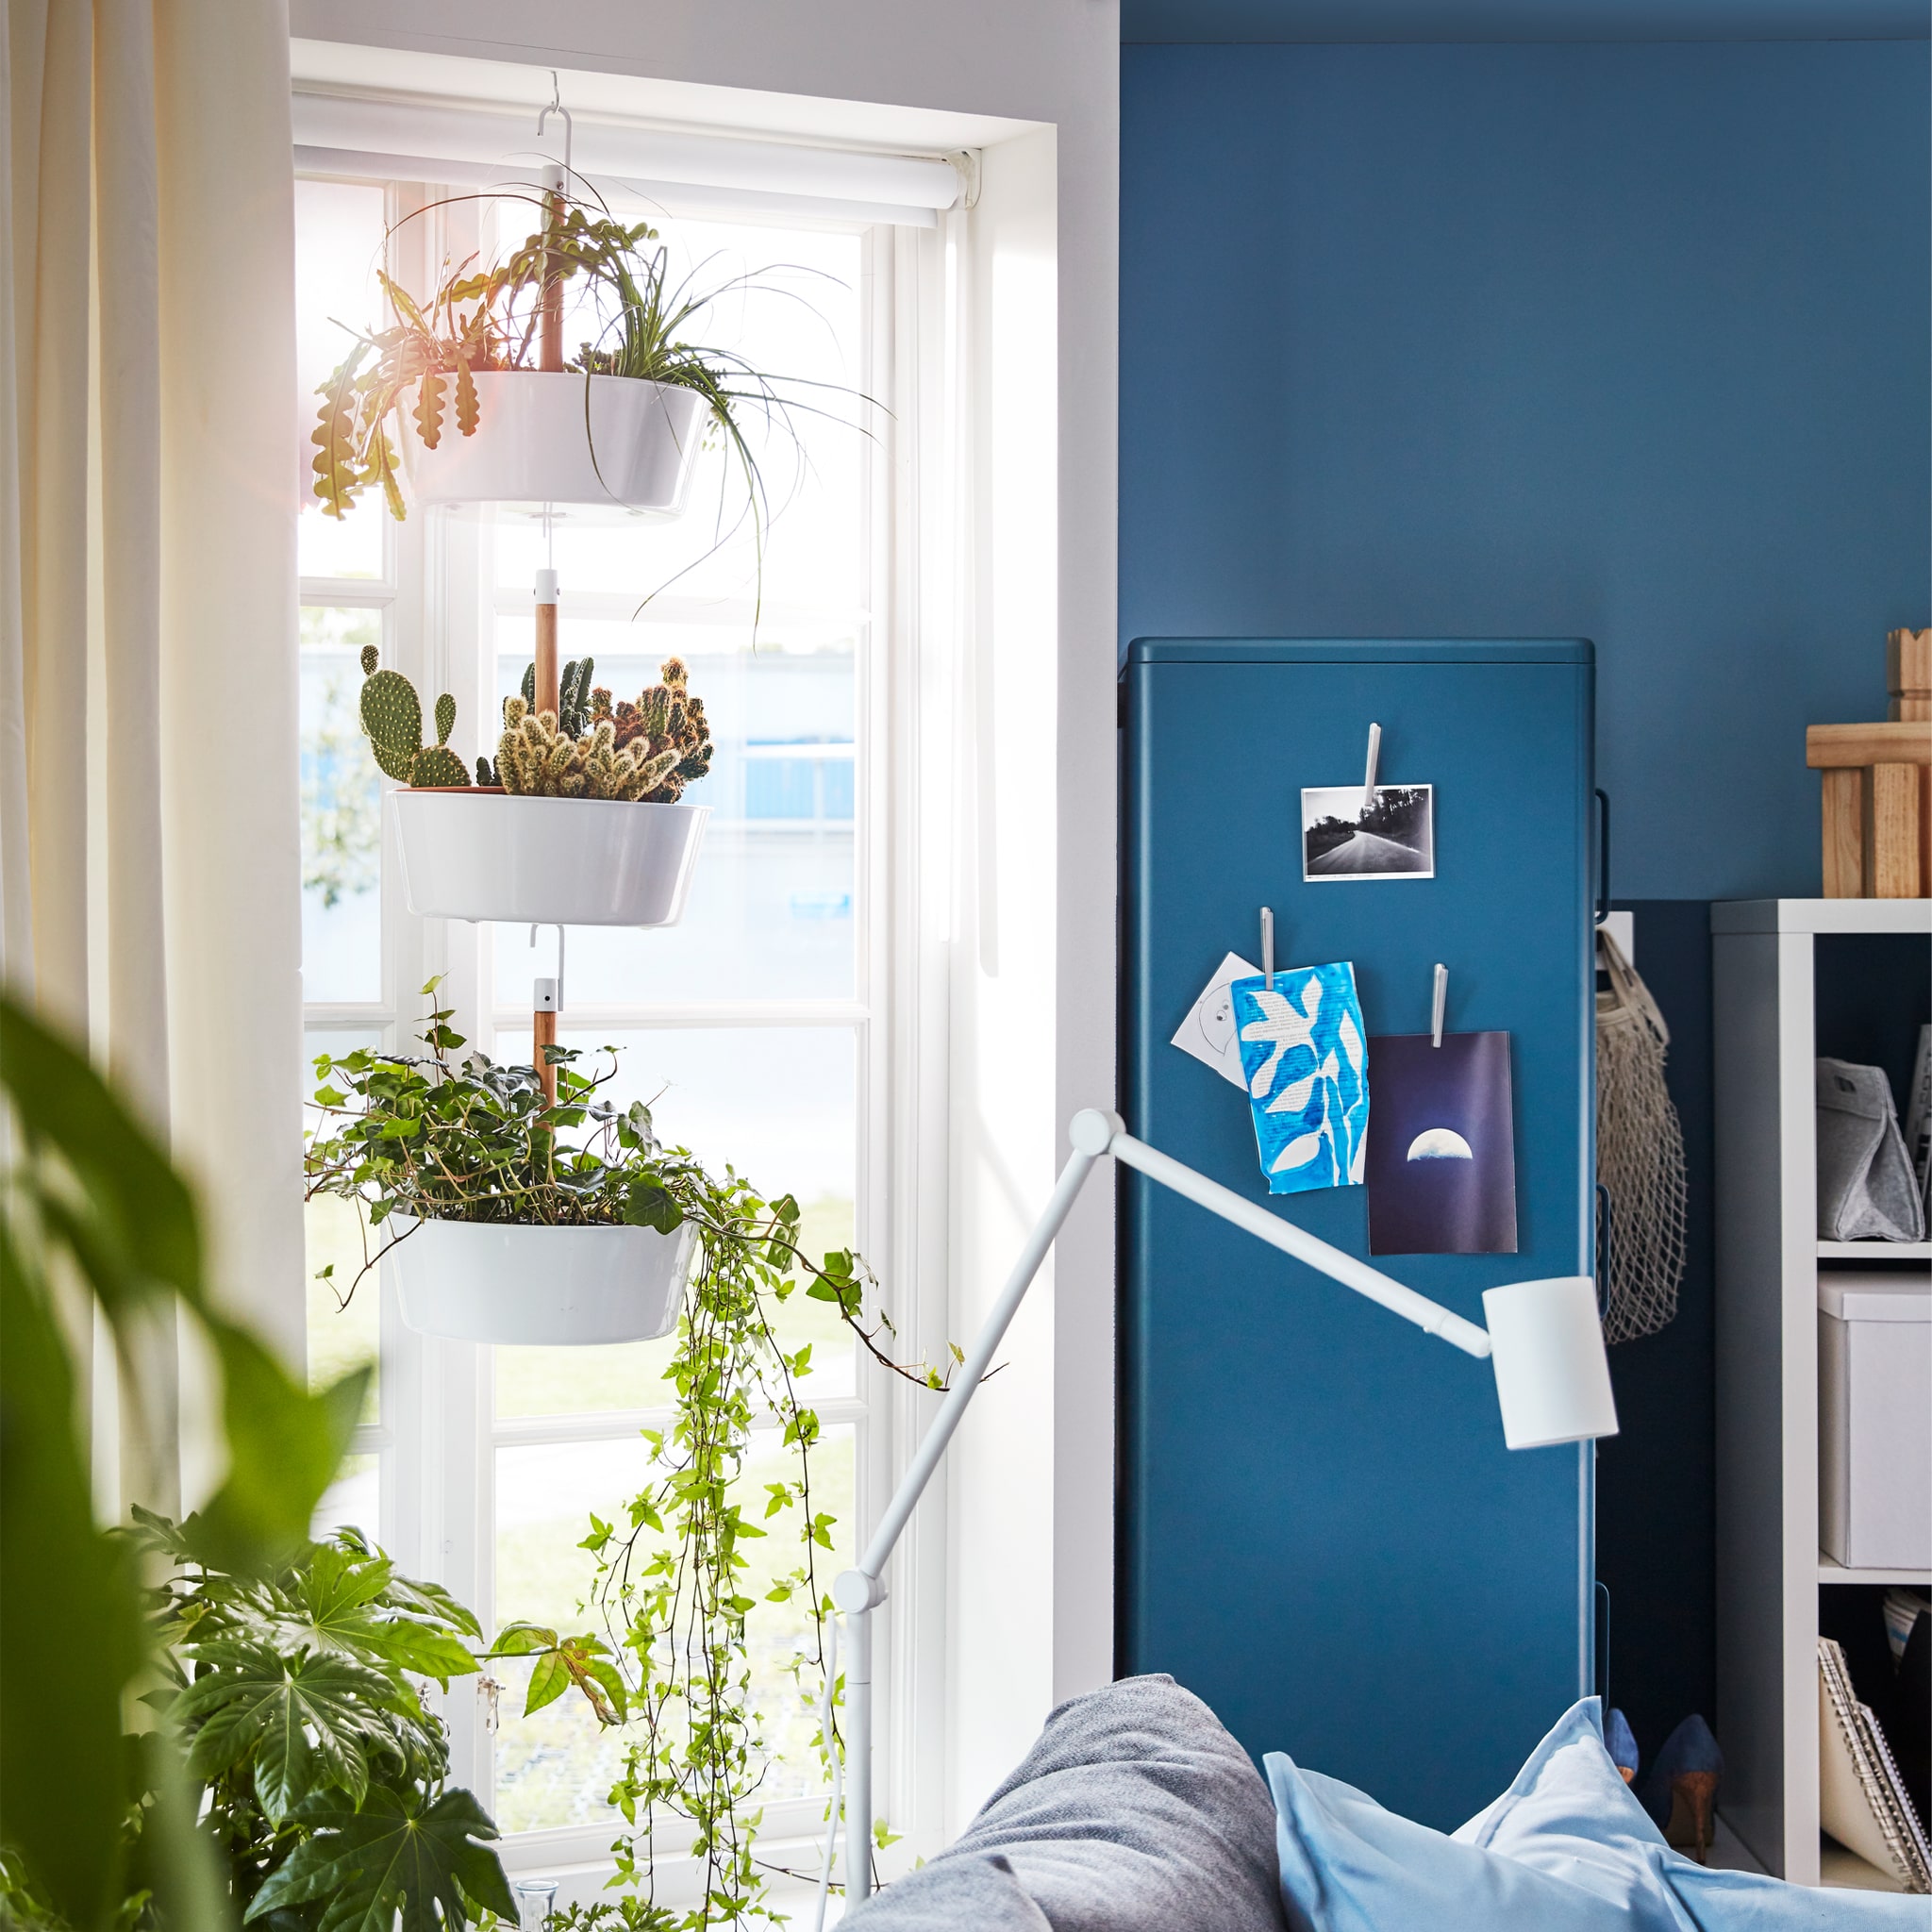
[
  {"left": 391, "top": 789, "right": 708, "bottom": 926},
  {"left": 351, "top": 647, "right": 714, "bottom": 926},
  {"left": 397, "top": 371, "right": 705, "bottom": 514},
  {"left": 388, "top": 1214, "right": 697, "bottom": 1345}
]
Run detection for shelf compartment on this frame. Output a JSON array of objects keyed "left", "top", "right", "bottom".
[{"left": 1817, "top": 1553, "right": 1932, "bottom": 1586}]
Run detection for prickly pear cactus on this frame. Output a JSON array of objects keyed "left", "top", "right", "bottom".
[
  {"left": 409, "top": 745, "right": 471, "bottom": 788},
  {"left": 476, "top": 755, "right": 496, "bottom": 787},
  {"left": 356, "top": 650, "right": 469, "bottom": 787},
  {"left": 359, "top": 669, "right": 423, "bottom": 782}
]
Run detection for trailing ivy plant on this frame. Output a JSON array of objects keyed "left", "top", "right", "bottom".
[{"left": 305, "top": 987, "right": 951, "bottom": 1928}]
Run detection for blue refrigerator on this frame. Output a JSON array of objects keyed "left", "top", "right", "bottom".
[{"left": 1119, "top": 638, "right": 1598, "bottom": 1829}]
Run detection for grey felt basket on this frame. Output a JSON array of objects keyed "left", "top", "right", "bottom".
[{"left": 1816, "top": 1058, "right": 1926, "bottom": 1243}]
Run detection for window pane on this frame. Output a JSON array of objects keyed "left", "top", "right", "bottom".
[
  {"left": 312, "top": 1452, "right": 380, "bottom": 1541},
  {"left": 305, "top": 1027, "right": 383, "bottom": 1424},
  {"left": 295, "top": 178, "right": 390, "bottom": 580},
  {"left": 491, "top": 1424, "right": 854, "bottom": 1831},
  {"left": 492, "top": 1027, "right": 857, "bottom": 1418},
  {"left": 488, "top": 627, "right": 856, "bottom": 1003},
  {"left": 301, "top": 608, "right": 384, "bottom": 1002}
]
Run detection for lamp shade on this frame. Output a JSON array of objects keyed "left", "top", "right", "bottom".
[{"left": 1482, "top": 1276, "right": 1620, "bottom": 1450}]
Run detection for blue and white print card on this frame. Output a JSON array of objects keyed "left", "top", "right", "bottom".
[{"left": 1230, "top": 962, "right": 1370, "bottom": 1194}]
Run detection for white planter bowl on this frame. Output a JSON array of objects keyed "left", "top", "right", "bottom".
[
  {"left": 389, "top": 1216, "right": 696, "bottom": 1345},
  {"left": 399, "top": 372, "right": 707, "bottom": 514},
  {"left": 391, "top": 791, "right": 708, "bottom": 926}
]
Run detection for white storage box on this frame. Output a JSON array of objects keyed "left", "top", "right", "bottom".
[{"left": 1818, "top": 1271, "right": 1932, "bottom": 1571}]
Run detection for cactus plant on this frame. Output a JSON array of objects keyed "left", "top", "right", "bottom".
[
  {"left": 355, "top": 646, "right": 471, "bottom": 788},
  {"left": 493, "top": 698, "right": 677, "bottom": 802},
  {"left": 585, "top": 658, "right": 714, "bottom": 804}
]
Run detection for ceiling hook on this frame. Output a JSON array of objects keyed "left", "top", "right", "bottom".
[{"left": 538, "top": 71, "right": 574, "bottom": 190}]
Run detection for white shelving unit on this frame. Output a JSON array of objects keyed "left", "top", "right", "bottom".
[{"left": 1712, "top": 896, "right": 1932, "bottom": 1884}]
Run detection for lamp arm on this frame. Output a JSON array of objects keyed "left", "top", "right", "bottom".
[
  {"left": 1108, "top": 1129, "right": 1492, "bottom": 1357},
  {"left": 827, "top": 1109, "right": 1497, "bottom": 1909}
]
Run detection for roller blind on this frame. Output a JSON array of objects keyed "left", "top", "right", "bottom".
[{"left": 292, "top": 88, "right": 964, "bottom": 227}]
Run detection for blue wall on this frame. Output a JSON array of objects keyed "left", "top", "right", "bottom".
[{"left": 1120, "top": 41, "right": 1930, "bottom": 899}]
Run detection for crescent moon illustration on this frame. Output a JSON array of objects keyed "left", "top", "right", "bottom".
[{"left": 1407, "top": 1126, "right": 1474, "bottom": 1162}]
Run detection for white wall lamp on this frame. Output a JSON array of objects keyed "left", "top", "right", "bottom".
[{"left": 821, "top": 1108, "right": 1619, "bottom": 1917}]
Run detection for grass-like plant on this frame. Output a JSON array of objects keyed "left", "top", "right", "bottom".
[
  {"left": 311, "top": 192, "right": 863, "bottom": 630},
  {"left": 304, "top": 986, "right": 952, "bottom": 1927}
]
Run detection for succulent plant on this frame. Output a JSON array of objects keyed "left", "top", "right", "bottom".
[
  {"left": 356, "top": 644, "right": 470, "bottom": 788},
  {"left": 493, "top": 698, "right": 677, "bottom": 801},
  {"left": 586, "top": 657, "right": 714, "bottom": 804}
]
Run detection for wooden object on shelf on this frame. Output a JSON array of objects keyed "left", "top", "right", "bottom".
[
  {"left": 1889, "top": 628, "right": 1930, "bottom": 722},
  {"left": 1807, "top": 719, "right": 1932, "bottom": 900},
  {"left": 1712, "top": 897, "right": 1932, "bottom": 1886}
]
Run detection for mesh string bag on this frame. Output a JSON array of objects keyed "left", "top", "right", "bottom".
[{"left": 1595, "top": 927, "right": 1688, "bottom": 1344}]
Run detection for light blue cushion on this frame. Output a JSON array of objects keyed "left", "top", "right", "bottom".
[
  {"left": 1451, "top": 1694, "right": 1685, "bottom": 1919},
  {"left": 1266, "top": 1735, "right": 1684, "bottom": 1932},
  {"left": 1269, "top": 1698, "right": 1930, "bottom": 1932}
]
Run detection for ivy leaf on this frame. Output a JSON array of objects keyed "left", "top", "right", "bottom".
[
  {"left": 244, "top": 1785, "right": 517, "bottom": 1932},
  {"left": 624, "top": 1178, "right": 684, "bottom": 1235}
]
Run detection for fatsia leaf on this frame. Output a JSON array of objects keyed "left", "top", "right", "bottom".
[
  {"left": 177, "top": 1644, "right": 397, "bottom": 1821},
  {"left": 244, "top": 1785, "right": 518, "bottom": 1932}
]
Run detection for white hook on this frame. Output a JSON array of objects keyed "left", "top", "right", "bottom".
[
  {"left": 528, "top": 923, "right": 566, "bottom": 1013},
  {"left": 1431, "top": 961, "right": 1448, "bottom": 1048},
  {"left": 1260, "top": 908, "right": 1274, "bottom": 990},
  {"left": 538, "top": 71, "right": 574, "bottom": 191},
  {"left": 1362, "top": 722, "right": 1382, "bottom": 814}
]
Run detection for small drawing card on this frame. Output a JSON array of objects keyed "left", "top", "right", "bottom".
[
  {"left": 1230, "top": 962, "right": 1369, "bottom": 1194},
  {"left": 1364, "top": 1031, "right": 1518, "bottom": 1255},
  {"left": 1170, "top": 952, "right": 1262, "bottom": 1089}
]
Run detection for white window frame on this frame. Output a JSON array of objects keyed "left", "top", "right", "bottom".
[{"left": 298, "top": 163, "right": 955, "bottom": 1890}]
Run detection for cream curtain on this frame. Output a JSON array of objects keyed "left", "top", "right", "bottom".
[{"left": 1, "top": 0, "right": 306, "bottom": 1508}]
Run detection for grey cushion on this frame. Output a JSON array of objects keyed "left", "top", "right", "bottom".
[
  {"left": 840, "top": 1852, "right": 1053, "bottom": 1929},
  {"left": 848, "top": 1673, "right": 1288, "bottom": 1932}
]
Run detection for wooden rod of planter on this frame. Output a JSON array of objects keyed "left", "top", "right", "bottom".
[
  {"left": 534, "top": 568, "right": 560, "bottom": 721},
  {"left": 534, "top": 1007, "right": 558, "bottom": 1108},
  {"left": 541, "top": 171, "right": 565, "bottom": 375}
]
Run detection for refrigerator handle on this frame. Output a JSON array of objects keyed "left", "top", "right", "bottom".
[{"left": 1593, "top": 788, "right": 1610, "bottom": 927}]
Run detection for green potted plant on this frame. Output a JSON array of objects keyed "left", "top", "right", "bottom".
[
  {"left": 309, "top": 196, "right": 831, "bottom": 530},
  {"left": 306, "top": 990, "right": 953, "bottom": 1926},
  {"left": 359, "top": 648, "right": 715, "bottom": 929},
  {"left": 8, "top": 1509, "right": 613, "bottom": 1932}
]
